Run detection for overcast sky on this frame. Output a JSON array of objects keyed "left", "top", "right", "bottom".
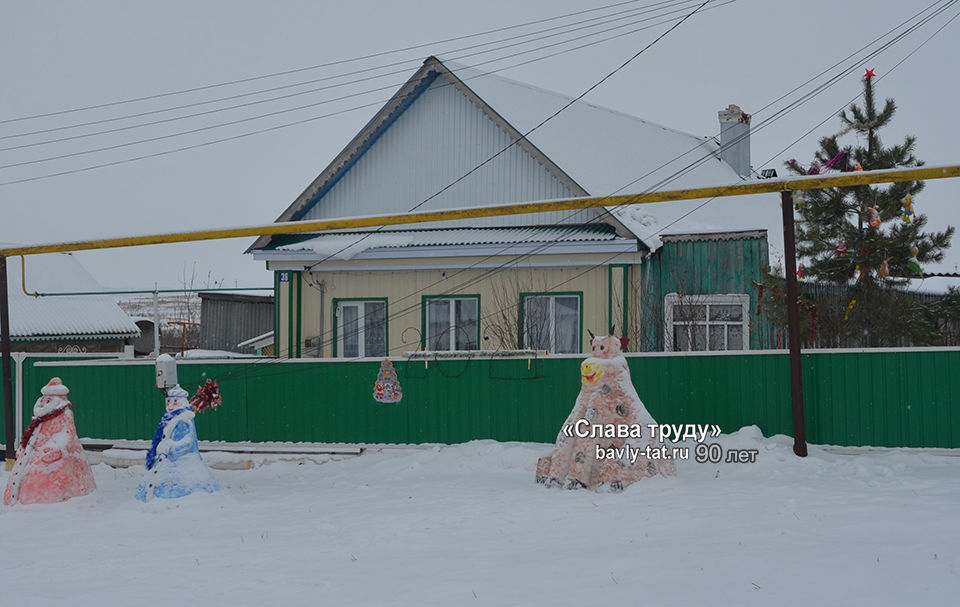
[{"left": 2, "top": 0, "right": 958, "bottom": 293}]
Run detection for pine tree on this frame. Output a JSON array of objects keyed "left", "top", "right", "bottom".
[{"left": 784, "top": 70, "right": 954, "bottom": 346}]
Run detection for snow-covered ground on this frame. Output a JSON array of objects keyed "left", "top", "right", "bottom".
[{"left": 1, "top": 427, "right": 958, "bottom": 606}]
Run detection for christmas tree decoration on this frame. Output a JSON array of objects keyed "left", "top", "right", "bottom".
[
  {"left": 864, "top": 68, "right": 876, "bottom": 79},
  {"left": 902, "top": 194, "right": 915, "bottom": 223},
  {"left": 3, "top": 378, "right": 96, "bottom": 505},
  {"left": 797, "top": 265, "right": 805, "bottom": 279},
  {"left": 536, "top": 333, "right": 675, "bottom": 492},
  {"left": 907, "top": 244, "right": 923, "bottom": 276},
  {"left": 784, "top": 71, "right": 953, "bottom": 346},
  {"left": 794, "top": 150, "right": 849, "bottom": 175},
  {"left": 372, "top": 359, "right": 403, "bottom": 403},
  {"left": 190, "top": 378, "right": 221, "bottom": 414},
  {"left": 136, "top": 385, "right": 220, "bottom": 502},
  {"left": 845, "top": 298, "right": 857, "bottom": 321},
  {"left": 793, "top": 190, "right": 806, "bottom": 213}
]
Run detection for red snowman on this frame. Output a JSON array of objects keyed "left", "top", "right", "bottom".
[{"left": 3, "top": 378, "right": 97, "bottom": 505}]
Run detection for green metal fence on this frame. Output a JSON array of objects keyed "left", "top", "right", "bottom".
[{"left": 10, "top": 348, "right": 960, "bottom": 449}]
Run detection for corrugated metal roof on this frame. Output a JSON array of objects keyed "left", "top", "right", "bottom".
[
  {"left": 447, "top": 61, "right": 782, "bottom": 256},
  {"left": 273, "top": 225, "right": 620, "bottom": 259},
  {"left": 6, "top": 251, "right": 141, "bottom": 341}
]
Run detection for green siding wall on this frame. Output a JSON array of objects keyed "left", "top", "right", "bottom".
[
  {"left": 11, "top": 348, "right": 960, "bottom": 449},
  {"left": 641, "top": 235, "right": 774, "bottom": 351}
]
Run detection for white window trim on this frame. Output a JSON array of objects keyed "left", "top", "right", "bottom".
[
  {"left": 425, "top": 296, "right": 479, "bottom": 352},
  {"left": 336, "top": 300, "right": 386, "bottom": 358},
  {"left": 522, "top": 294, "right": 581, "bottom": 354},
  {"left": 663, "top": 293, "right": 749, "bottom": 352}
]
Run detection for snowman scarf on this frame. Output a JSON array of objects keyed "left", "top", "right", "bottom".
[
  {"left": 145, "top": 407, "right": 190, "bottom": 470},
  {"left": 19, "top": 402, "right": 72, "bottom": 451}
]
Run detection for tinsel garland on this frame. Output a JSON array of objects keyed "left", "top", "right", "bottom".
[{"left": 190, "top": 378, "right": 221, "bottom": 414}]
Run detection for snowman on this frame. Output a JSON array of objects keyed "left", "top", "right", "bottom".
[
  {"left": 536, "top": 332, "right": 676, "bottom": 492},
  {"left": 135, "top": 384, "right": 219, "bottom": 501},
  {"left": 3, "top": 378, "right": 96, "bottom": 505}
]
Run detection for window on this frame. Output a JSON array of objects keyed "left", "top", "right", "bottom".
[
  {"left": 335, "top": 299, "right": 387, "bottom": 357},
  {"left": 664, "top": 293, "right": 749, "bottom": 352},
  {"left": 521, "top": 293, "right": 581, "bottom": 354},
  {"left": 423, "top": 296, "right": 479, "bottom": 351}
]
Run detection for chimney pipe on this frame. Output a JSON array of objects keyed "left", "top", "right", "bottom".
[{"left": 718, "top": 104, "right": 751, "bottom": 178}]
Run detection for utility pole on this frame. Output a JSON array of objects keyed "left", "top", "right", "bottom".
[{"left": 781, "top": 191, "right": 808, "bottom": 457}]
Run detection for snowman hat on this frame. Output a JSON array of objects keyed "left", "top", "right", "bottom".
[
  {"left": 166, "top": 384, "right": 189, "bottom": 399},
  {"left": 40, "top": 377, "right": 69, "bottom": 397}
]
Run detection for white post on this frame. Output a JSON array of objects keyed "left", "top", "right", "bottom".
[
  {"left": 152, "top": 289, "right": 160, "bottom": 358},
  {"left": 13, "top": 352, "right": 25, "bottom": 449}
]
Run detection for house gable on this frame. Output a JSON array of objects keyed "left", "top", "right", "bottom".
[{"left": 249, "top": 57, "right": 634, "bottom": 253}]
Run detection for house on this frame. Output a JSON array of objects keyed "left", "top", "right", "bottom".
[
  {"left": 198, "top": 292, "right": 274, "bottom": 354},
  {"left": 5, "top": 250, "right": 141, "bottom": 352},
  {"left": 248, "top": 57, "right": 781, "bottom": 357}
]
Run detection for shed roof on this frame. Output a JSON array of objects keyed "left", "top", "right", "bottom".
[{"left": 5, "top": 250, "right": 141, "bottom": 342}]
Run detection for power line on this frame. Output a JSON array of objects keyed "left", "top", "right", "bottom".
[
  {"left": 0, "top": 0, "right": 685, "bottom": 126},
  {"left": 1, "top": 0, "right": 703, "bottom": 145},
  {"left": 0, "top": 1, "right": 728, "bottom": 185},
  {"left": 632, "top": 0, "right": 960, "bottom": 245}
]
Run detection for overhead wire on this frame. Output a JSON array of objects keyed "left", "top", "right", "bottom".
[
  {"left": 0, "top": 0, "right": 713, "bottom": 168},
  {"left": 1, "top": 0, "right": 683, "bottom": 125},
  {"left": 0, "top": 0, "right": 702, "bottom": 143},
  {"left": 0, "top": 0, "right": 730, "bottom": 184},
  {"left": 626, "top": 0, "right": 960, "bottom": 245}
]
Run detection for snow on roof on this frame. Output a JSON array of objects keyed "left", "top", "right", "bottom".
[
  {"left": 176, "top": 348, "right": 260, "bottom": 359},
  {"left": 443, "top": 61, "right": 785, "bottom": 258},
  {"left": 4, "top": 250, "right": 141, "bottom": 341},
  {"left": 237, "top": 331, "right": 274, "bottom": 349},
  {"left": 901, "top": 275, "right": 960, "bottom": 294},
  {"left": 274, "top": 225, "right": 623, "bottom": 260}
]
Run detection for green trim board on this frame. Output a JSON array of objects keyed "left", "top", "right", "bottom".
[
  {"left": 332, "top": 297, "right": 389, "bottom": 357},
  {"left": 606, "top": 264, "right": 631, "bottom": 337},
  {"left": 295, "top": 271, "right": 302, "bottom": 358},
  {"left": 273, "top": 271, "right": 280, "bottom": 356},
  {"left": 518, "top": 291, "right": 584, "bottom": 353},
  {"left": 286, "top": 272, "right": 294, "bottom": 358},
  {"left": 420, "top": 294, "right": 481, "bottom": 350}
]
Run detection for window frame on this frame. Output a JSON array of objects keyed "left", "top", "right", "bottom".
[
  {"left": 519, "top": 291, "right": 583, "bottom": 354},
  {"left": 420, "top": 295, "right": 481, "bottom": 351},
  {"left": 333, "top": 297, "right": 388, "bottom": 358},
  {"left": 663, "top": 293, "right": 749, "bottom": 352}
]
